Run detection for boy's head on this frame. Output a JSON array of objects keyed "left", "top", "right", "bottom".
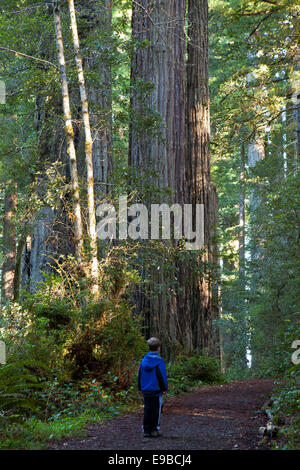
[{"left": 147, "top": 337, "right": 161, "bottom": 352}]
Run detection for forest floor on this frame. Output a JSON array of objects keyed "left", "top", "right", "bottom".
[{"left": 48, "top": 379, "right": 274, "bottom": 450}]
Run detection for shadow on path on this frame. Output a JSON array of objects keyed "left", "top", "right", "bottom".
[{"left": 48, "top": 379, "right": 274, "bottom": 450}]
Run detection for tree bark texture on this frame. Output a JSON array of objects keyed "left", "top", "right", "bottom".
[
  {"left": 129, "top": 0, "right": 186, "bottom": 203},
  {"left": 77, "top": 0, "right": 113, "bottom": 200},
  {"left": 1, "top": 183, "right": 17, "bottom": 305},
  {"left": 129, "top": 0, "right": 219, "bottom": 357},
  {"left": 186, "top": 0, "right": 220, "bottom": 357},
  {"left": 129, "top": 0, "right": 188, "bottom": 355}
]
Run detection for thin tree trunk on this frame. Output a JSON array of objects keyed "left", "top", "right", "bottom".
[
  {"left": 53, "top": 2, "right": 84, "bottom": 270},
  {"left": 248, "top": 137, "right": 265, "bottom": 215},
  {"left": 13, "top": 234, "right": 26, "bottom": 301},
  {"left": 1, "top": 183, "right": 17, "bottom": 305},
  {"left": 239, "top": 141, "right": 248, "bottom": 368},
  {"left": 248, "top": 136, "right": 265, "bottom": 371},
  {"left": 293, "top": 47, "right": 300, "bottom": 168},
  {"left": 239, "top": 142, "right": 246, "bottom": 276},
  {"left": 68, "top": 0, "right": 99, "bottom": 298},
  {"left": 218, "top": 256, "right": 224, "bottom": 372}
]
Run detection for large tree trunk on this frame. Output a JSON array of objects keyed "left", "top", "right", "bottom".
[
  {"left": 1, "top": 183, "right": 17, "bottom": 305},
  {"left": 186, "top": 0, "right": 220, "bottom": 357},
  {"left": 129, "top": 0, "right": 186, "bottom": 196},
  {"left": 21, "top": 91, "right": 74, "bottom": 294},
  {"left": 91, "top": 0, "right": 113, "bottom": 200},
  {"left": 76, "top": 0, "right": 113, "bottom": 201},
  {"left": 129, "top": 0, "right": 188, "bottom": 355}
]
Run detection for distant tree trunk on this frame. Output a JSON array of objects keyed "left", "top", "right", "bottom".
[
  {"left": 239, "top": 141, "right": 249, "bottom": 368},
  {"left": 248, "top": 137, "right": 265, "bottom": 213},
  {"left": 13, "top": 234, "right": 25, "bottom": 300},
  {"left": 1, "top": 183, "right": 17, "bottom": 305},
  {"left": 68, "top": 0, "right": 99, "bottom": 297},
  {"left": 218, "top": 256, "right": 224, "bottom": 372},
  {"left": 129, "top": 0, "right": 188, "bottom": 354},
  {"left": 239, "top": 142, "right": 246, "bottom": 275},
  {"left": 187, "top": 0, "right": 220, "bottom": 357},
  {"left": 53, "top": 2, "right": 84, "bottom": 270},
  {"left": 293, "top": 47, "right": 300, "bottom": 168}
]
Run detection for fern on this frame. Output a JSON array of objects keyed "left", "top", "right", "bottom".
[{"left": 0, "top": 360, "right": 48, "bottom": 414}]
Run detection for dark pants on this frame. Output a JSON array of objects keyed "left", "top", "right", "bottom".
[{"left": 143, "top": 394, "right": 163, "bottom": 434}]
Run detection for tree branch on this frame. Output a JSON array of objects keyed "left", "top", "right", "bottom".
[
  {"left": 249, "top": 9, "right": 278, "bottom": 37},
  {"left": 0, "top": 46, "right": 57, "bottom": 68}
]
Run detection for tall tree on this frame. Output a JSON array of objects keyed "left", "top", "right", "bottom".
[
  {"left": 53, "top": 1, "right": 84, "bottom": 270},
  {"left": 129, "top": 0, "right": 188, "bottom": 354},
  {"left": 187, "top": 0, "right": 220, "bottom": 356},
  {"left": 68, "top": 0, "right": 99, "bottom": 297}
]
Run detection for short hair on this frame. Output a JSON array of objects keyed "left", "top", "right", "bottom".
[{"left": 147, "top": 337, "right": 161, "bottom": 351}]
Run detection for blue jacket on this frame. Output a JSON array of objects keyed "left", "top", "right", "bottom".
[{"left": 138, "top": 352, "right": 168, "bottom": 396}]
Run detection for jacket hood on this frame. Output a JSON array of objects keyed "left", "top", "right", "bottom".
[{"left": 141, "top": 352, "right": 162, "bottom": 371}]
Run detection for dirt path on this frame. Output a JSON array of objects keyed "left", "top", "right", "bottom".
[{"left": 48, "top": 379, "right": 274, "bottom": 450}]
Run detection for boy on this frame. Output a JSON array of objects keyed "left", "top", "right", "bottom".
[{"left": 138, "top": 337, "right": 168, "bottom": 438}]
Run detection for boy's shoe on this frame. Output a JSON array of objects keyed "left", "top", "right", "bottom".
[
  {"left": 143, "top": 432, "right": 152, "bottom": 438},
  {"left": 151, "top": 430, "right": 162, "bottom": 437}
]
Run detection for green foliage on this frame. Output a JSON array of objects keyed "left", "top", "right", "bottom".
[
  {"left": 26, "top": 297, "right": 76, "bottom": 330},
  {"left": 68, "top": 305, "right": 148, "bottom": 389},
  {"left": 167, "top": 354, "right": 227, "bottom": 394},
  {"left": 209, "top": 0, "right": 300, "bottom": 396},
  {"left": 269, "top": 366, "right": 300, "bottom": 449},
  {"left": 247, "top": 170, "right": 300, "bottom": 377},
  {"left": 0, "top": 360, "right": 48, "bottom": 420}
]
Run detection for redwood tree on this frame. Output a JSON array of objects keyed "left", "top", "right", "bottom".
[
  {"left": 186, "top": 0, "right": 220, "bottom": 356},
  {"left": 129, "top": 0, "right": 188, "bottom": 354},
  {"left": 129, "top": 0, "right": 220, "bottom": 356}
]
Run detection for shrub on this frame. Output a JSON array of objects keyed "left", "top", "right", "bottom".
[
  {"left": 68, "top": 303, "right": 148, "bottom": 389},
  {"left": 167, "top": 354, "right": 226, "bottom": 394},
  {"left": 271, "top": 364, "right": 300, "bottom": 449},
  {"left": 0, "top": 360, "right": 48, "bottom": 419}
]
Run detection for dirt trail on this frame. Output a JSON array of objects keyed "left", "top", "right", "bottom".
[{"left": 48, "top": 379, "right": 274, "bottom": 450}]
